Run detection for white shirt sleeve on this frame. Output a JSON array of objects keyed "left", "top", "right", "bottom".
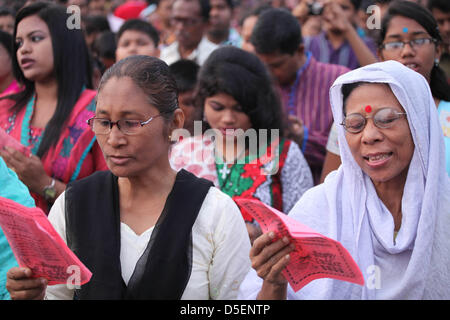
[
  {"left": 206, "top": 188, "right": 252, "bottom": 299},
  {"left": 44, "top": 192, "right": 75, "bottom": 300}
]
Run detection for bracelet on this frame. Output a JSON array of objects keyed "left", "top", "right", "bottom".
[{"left": 43, "top": 178, "right": 57, "bottom": 202}]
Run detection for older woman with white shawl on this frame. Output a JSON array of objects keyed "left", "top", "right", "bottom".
[{"left": 238, "top": 60, "right": 450, "bottom": 300}]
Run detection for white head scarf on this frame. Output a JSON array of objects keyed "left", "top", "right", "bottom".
[{"left": 238, "top": 60, "right": 450, "bottom": 300}]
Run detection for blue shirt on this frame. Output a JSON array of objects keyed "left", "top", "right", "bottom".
[{"left": 0, "top": 157, "right": 35, "bottom": 300}]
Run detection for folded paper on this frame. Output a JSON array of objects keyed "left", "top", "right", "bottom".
[
  {"left": 0, "top": 196, "right": 91, "bottom": 286},
  {"left": 236, "top": 198, "right": 364, "bottom": 292}
]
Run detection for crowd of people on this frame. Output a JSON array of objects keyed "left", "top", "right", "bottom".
[{"left": 0, "top": 0, "right": 449, "bottom": 300}]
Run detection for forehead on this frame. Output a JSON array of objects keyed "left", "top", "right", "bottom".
[
  {"left": 119, "top": 30, "right": 154, "bottom": 42},
  {"left": 332, "top": 0, "right": 354, "bottom": 9},
  {"left": 172, "top": 0, "right": 201, "bottom": 17},
  {"left": 97, "top": 76, "right": 155, "bottom": 115},
  {"left": 257, "top": 51, "right": 291, "bottom": 66},
  {"left": 210, "top": 0, "right": 229, "bottom": 7},
  {"left": 345, "top": 83, "right": 404, "bottom": 113},
  {"left": 206, "top": 92, "right": 238, "bottom": 106},
  {"left": 0, "top": 15, "right": 14, "bottom": 23},
  {"left": 16, "top": 15, "right": 49, "bottom": 35},
  {"left": 431, "top": 8, "right": 450, "bottom": 20},
  {"left": 385, "top": 16, "right": 429, "bottom": 37}
]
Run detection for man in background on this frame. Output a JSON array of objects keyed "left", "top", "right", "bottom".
[{"left": 160, "top": 0, "right": 218, "bottom": 65}]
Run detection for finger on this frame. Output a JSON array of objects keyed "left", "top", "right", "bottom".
[
  {"left": 4, "top": 146, "right": 26, "bottom": 162},
  {"left": 7, "top": 267, "right": 32, "bottom": 280},
  {"left": 9, "top": 286, "right": 46, "bottom": 300},
  {"left": 266, "top": 253, "right": 291, "bottom": 282},
  {"left": 8, "top": 277, "right": 47, "bottom": 292},
  {"left": 250, "top": 232, "right": 276, "bottom": 258},
  {"left": 256, "top": 245, "right": 294, "bottom": 279},
  {"left": 0, "top": 149, "right": 12, "bottom": 164},
  {"left": 1, "top": 149, "right": 23, "bottom": 171},
  {"left": 252, "top": 236, "right": 291, "bottom": 269}
]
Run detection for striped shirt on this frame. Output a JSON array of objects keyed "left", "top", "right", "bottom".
[
  {"left": 279, "top": 54, "right": 349, "bottom": 184},
  {"left": 305, "top": 31, "right": 377, "bottom": 70}
]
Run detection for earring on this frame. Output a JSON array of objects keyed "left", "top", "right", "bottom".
[{"left": 435, "top": 58, "right": 440, "bottom": 67}]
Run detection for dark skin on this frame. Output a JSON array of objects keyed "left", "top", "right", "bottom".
[
  {"left": 250, "top": 231, "right": 295, "bottom": 300},
  {"left": 6, "top": 76, "right": 186, "bottom": 300}
]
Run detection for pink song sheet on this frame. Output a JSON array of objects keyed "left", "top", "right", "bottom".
[
  {"left": 0, "top": 196, "right": 92, "bottom": 286},
  {"left": 0, "top": 127, "right": 31, "bottom": 157},
  {"left": 236, "top": 198, "right": 364, "bottom": 292}
]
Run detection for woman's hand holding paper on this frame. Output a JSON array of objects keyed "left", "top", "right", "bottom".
[
  {"left": 250, "top": 231, "right": 294, "bottom": 299},
  {"left": 6, "top": 267, "right": 47, "bottom": 300}
]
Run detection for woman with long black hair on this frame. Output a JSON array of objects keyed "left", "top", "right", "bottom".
[{"left": 0, "top": 2, "right": 107, "bottom": 213}]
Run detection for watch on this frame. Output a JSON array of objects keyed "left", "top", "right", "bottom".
[{"left": 43, "top": 178, "right": 57, "bottom": 202}]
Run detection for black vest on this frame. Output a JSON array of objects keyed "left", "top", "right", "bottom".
[{"left": 64, "top": 169, "right": 213, "bottom": 300}]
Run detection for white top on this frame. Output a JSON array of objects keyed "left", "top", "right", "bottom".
[
  {"left": 45, "top": 186, "right": 251, "bottom": 300},
  {"left": 160, "top": 36, "right": 219, "bottom": 66}
]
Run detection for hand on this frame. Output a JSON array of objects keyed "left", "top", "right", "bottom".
[
  {"left": 292, "top": 0, "right": 310, "bottom": 24},
  {"left": 245, "top": 222, "right": 263, "bottom": 245},
  {"left": 292, "top": 0, "right": 325, "bottom": 23},
  {"left": 250, "top": 232, "right": 294, "bottom": 287},
  {"left": 286, "top": 115, "right": 304, "bottom": 147},
  {"left": 6, "top": 267, "right": 47, "bottom": 300},
  {"left": 0, "top": 146, "right": 50, "bottom": 195},
  {"left": 322, "top": 1, "right": 352, "bottom": 34}
]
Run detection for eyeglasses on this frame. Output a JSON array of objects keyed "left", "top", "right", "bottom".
[
  {"left": 340, "top": 107, "right": 407, "bottom": 133},
  {"left": 380, "top": 38, "right": 437, "bottom": 51},
  {"left": 87, "top": 114, "right": 165, "bottom": 135}
]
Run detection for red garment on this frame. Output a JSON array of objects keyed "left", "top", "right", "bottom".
[
  {"left": 0, "top": 89, "right": 108, "bottom": 213},
  {"left": 114, "top": 1, "right": 147, "bottom": 20}
]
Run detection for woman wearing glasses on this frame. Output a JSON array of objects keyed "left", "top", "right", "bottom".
[
  {"left": 5, "top": 55, "right": 251, "bottom": 300},
  {"left": 0, "top": 3, "right": 107, "bottom": 213},
  {"left": 238, "top": 60, "right": 450, "bottom": 299},
  {"left": 320, "top": 0, "right": 450, "bottom": 181}
]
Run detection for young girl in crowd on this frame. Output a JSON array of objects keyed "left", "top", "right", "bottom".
[
  {"left": 0, "top": 2, "right": 107, "bottom": 213},
  {"left": 170, "top": 46, "right": 313, "bottom": 242}
]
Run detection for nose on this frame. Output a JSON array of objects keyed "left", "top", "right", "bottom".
[
  {"left": 222, "top": 109, "right": 237, "bottom": 123},
  {"left": 18, "top": 40, "right": 31, "bottom": 55},
  {"left": 127, "top": 43, "right": 138, "bottom": 55},
  {"left": 360, "top": 118, "right": 384, "bottom": 145},
  {"left": 106, "top": 123, "right": 127, "bottom": 147},
  {"left": 399, "top": 41, "right": 415, "bottom": 58}
]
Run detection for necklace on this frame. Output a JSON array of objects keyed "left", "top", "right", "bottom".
[
  {"left": 20, "top": 95, "right": 43, "bottom": 155},
  {"left": 215, "top": 143, "right": 247, "bottom": 191}
]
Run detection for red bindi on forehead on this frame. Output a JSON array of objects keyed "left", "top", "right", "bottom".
[{"left": 365, "top": 105, "right": 372, "bottom": 113}]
